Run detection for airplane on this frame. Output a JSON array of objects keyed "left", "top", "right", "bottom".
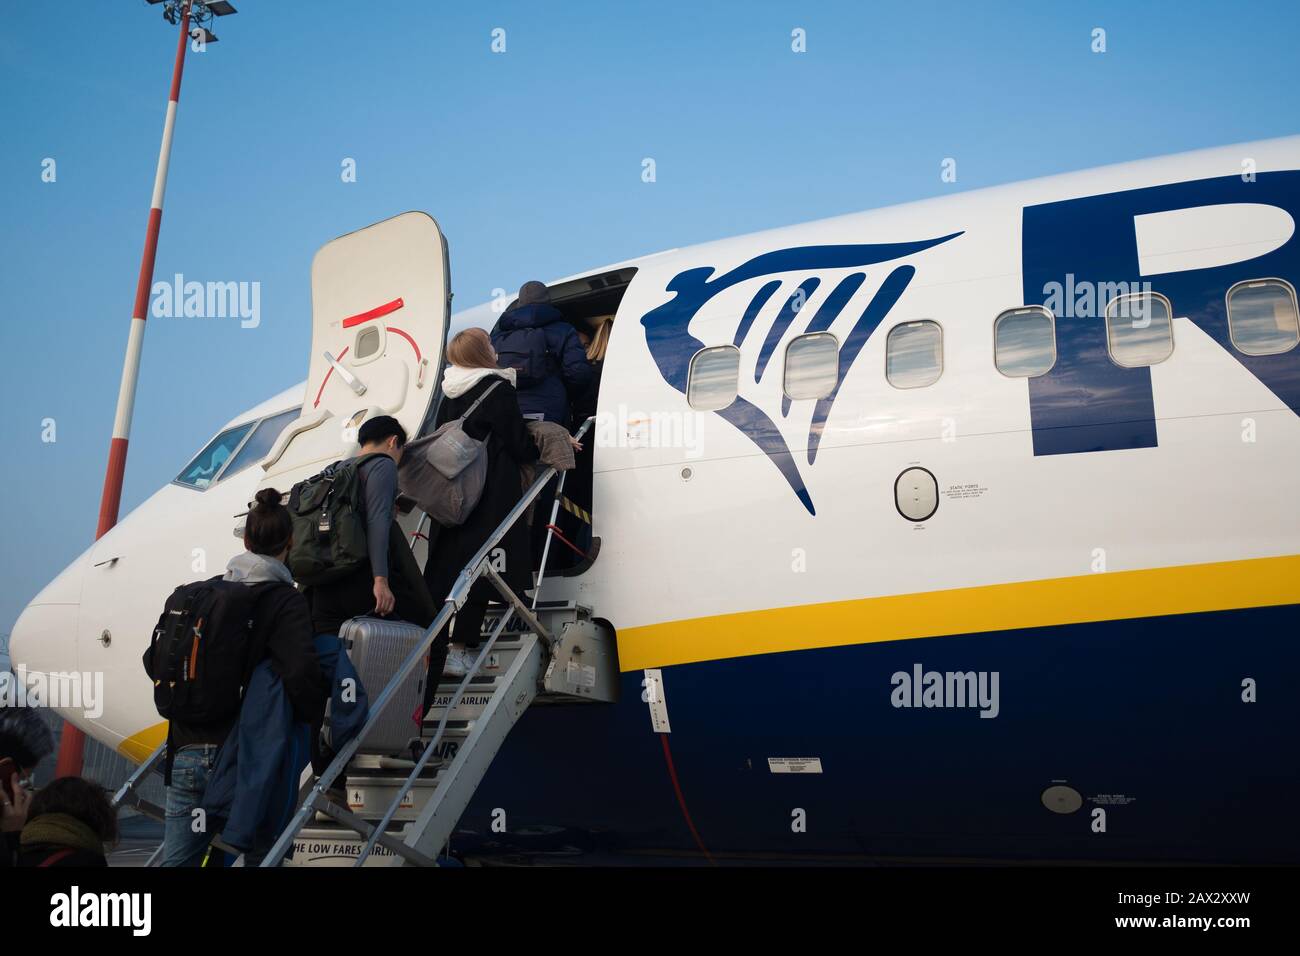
[{"left": 10, "top": 134, "right": 1299, "bottom": 865}]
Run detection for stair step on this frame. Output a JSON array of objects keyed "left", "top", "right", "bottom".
[{"left": 342, "top": 775, "right": 443, "bottom": 822}]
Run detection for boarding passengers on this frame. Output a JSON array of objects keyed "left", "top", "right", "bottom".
[
  {"left": 301, "top": 416, "right": 436, "bottom": 814},
  {"left": 161, "top": 488, "right": 328, "bottom": 866}
]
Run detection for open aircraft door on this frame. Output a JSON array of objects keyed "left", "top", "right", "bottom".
[{"left": 258, "top": 211, "right": 451, "bottom": 493}]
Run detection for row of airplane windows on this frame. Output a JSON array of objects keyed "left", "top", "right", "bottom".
[
  {"left": 685, "top": 278, "right": 1300, "bottom": 411},
  {"left": 177, "top": 277, "right": 1300, "bottom": 489}
]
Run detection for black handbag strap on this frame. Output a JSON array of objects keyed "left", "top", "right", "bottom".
[{"left": 457, "top": 379, "right": 502, "bottom": 426}]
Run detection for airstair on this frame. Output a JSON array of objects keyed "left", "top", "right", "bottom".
[{"left": 114, "top": 416, "right": 619, "bottom": 867}]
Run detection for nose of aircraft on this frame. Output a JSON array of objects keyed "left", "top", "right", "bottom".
[{"left": 8, "top": 548, "right": 88, "bottom": 679}]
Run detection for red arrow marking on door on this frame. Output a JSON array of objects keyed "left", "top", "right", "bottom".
[{"left": 387, "top": 326, "right": 422, "bottom": 363}]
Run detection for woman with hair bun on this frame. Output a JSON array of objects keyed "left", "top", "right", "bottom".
[{"left": 159, "top": 487, "right": 329, "bottom": 867}]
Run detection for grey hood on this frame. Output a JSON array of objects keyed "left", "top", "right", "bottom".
[{"left": 224, "top": 551, "right": 294, "bottom": 586}]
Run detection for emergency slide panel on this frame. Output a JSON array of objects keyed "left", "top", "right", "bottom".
[{"left": 261, "top": 211, "right": 450, "bottom": 488}]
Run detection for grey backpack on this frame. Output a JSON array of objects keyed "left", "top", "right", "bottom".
[{"left": 398, "top": 381, "right": 501, "bottom": 527}]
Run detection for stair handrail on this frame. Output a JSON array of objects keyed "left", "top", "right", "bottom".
[{"left": 110, "top": 740, "right": 168, "bottom": 825}]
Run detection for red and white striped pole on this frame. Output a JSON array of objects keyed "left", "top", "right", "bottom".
[{"left": 55, "top": 1, "right": 194, "bottom": 779}]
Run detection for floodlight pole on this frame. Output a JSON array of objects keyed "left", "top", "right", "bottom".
[{"left": 54, "top": 0, "right": 195, "bottom": 779}]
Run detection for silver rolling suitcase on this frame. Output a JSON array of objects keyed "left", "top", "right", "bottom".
[{"left": 338, "top": 615, "right": 429, "bottom": 755}]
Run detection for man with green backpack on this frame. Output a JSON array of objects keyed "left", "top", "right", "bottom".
[
  {"left": 290, "top": 416, "right": 433, "bottom": 629},
  {"left": 287, "top": 416, "right": 436, "bottom": 806}
]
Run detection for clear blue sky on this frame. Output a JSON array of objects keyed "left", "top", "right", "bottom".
[{"left": 1, "top": 0, "right": 1297, "bottom": 641}]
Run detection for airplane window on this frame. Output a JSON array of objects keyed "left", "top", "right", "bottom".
[
  {"left": 994, "top": 307, "right": 1056, "bottom": 377},
  {"left": 174, "top": 421, "right": 256, "bottom": 490},
  {"left": 1227, "top": 279, "right": 1300, "bottom": 356},
  {"left": 886, "top": 320, "right": 943, "bottom": 388},
  {"left": 687, "top": 345, "right": 740, "bottom": 411},
  {"left": 221, "top": 408, "right": 300, "bottom": 479},
  {"left": 1105, "top": 292, "right": 1173, "bottom": 368},
  {"left": 784, "top": 332, "right": 839, "bottom": 400}
]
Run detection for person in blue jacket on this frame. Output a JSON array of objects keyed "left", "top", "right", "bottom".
[
  {"left": 491, "top": 281, "right": 593, "bottom": 567},
  {"left": 491, "top": 281, "right": 593, "bottom": 426}
]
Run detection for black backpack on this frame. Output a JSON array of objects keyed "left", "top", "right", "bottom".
[
  {"left": 143, "top": 577, "right": 258, "bottom": 727},
  {"left": 143, "top": 577, "right": 260, "bottom": 784},
  {"left": 491, "top": 326, "right": 554, "bottom": 387},
  {"left": 286, "top": 453, "right": 386, "bottom": 587}
]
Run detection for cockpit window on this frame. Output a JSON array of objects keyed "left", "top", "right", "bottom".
[
  {"left": 175, "top": 422, "right": 255, "bottom": 489},
  {"left": 173, "top": 408, "right": 298, "bottom": 491},
  {"left": 222, "top": 409, "right": 299, "bottom": 479}
]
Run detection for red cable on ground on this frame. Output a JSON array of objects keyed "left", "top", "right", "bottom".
[{"left": 659, "top": 734, "right": 715, "bottom": 865}]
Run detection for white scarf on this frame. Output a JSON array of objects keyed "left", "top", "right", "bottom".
[{"left": 441, "top": 364, "right": 516, "bottom": 398}]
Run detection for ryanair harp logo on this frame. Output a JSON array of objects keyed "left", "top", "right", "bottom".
[{"left": 639, "top": 234, "right": 962, "bottom": 514}]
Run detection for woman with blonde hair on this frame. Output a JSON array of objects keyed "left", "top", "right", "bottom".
[
  {"left": 422, "top": 328, "right": 541, "bottom": 690},
  {"left": 584, "top": 314, "right": 613, "bottom": 363}
]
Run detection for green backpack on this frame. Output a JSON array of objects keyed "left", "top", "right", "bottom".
[{"left": 287, "top": 453, "right": 387, "bottom": 586}]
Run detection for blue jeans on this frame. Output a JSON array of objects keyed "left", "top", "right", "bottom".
[
  {"left": 163, "top": 744, "right": 271, "bottom": 868},
  {"left": 310, "top": 633, "right": 370, "bottom": 778},
  {"left": 161, "top": 744, "right": 219, "bottom": 867}
]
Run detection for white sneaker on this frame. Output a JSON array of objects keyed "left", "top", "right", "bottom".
[{"left": 442, "top": 646, "right": 477, "bottom": 678}]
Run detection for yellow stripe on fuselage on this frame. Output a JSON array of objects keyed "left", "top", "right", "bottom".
[{"left": 616, "top": 554, "right": 1300, "bottom": 671}]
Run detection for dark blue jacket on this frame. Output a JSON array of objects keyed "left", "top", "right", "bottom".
[
  {"left": 492, "top": 303, "right": 593, "bottom": 424},
  {"left": 200, "top": 660, "right": 309, "bottom": 856},
  {"left": 201, "top": 635, "right": 369, "bottom": 857}
]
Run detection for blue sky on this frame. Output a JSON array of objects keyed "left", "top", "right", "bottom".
[{"left": 1, "top": 0, "right": 1298, "bottom": 641}]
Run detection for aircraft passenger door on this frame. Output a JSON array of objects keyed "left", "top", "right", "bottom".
[{"left": 259, "top": 211, "right": 451, "bottom": 492}]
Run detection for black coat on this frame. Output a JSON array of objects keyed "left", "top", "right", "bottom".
[
  {"left": 306, "top": 520, "right": 437, "bottom": 635},
  {"left": 424, "top": 375, "right": 541, "bottom": 605},
  {"left": 568, "top": 357, "right": 602, "bottom": 510}
]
